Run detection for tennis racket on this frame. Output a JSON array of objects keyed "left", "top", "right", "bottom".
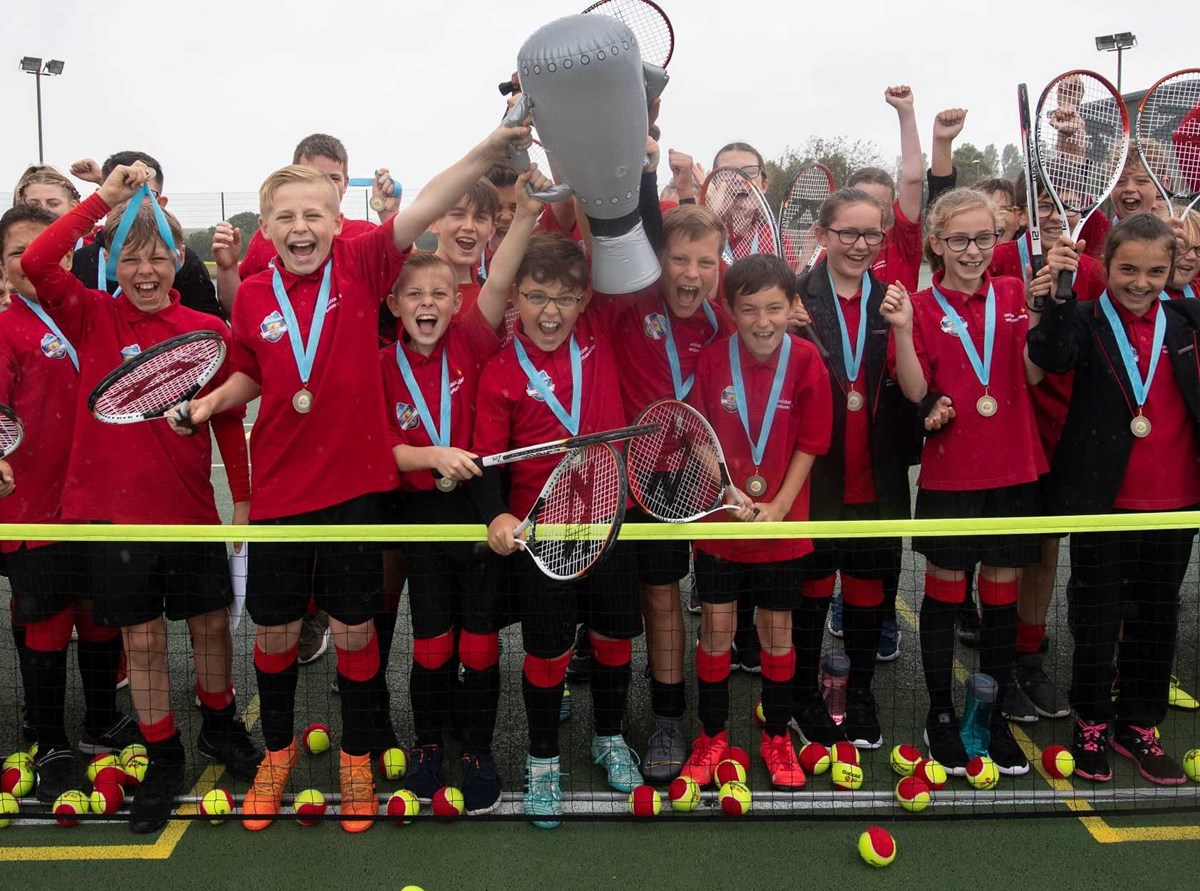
[
  {"left": 583, "top": 0, "right": 674, "bottom": 68},
  {"left": 1018, "top": 82, "right": 1046, "bottom": 309},
  {"left": 1135, "top": 68, "right": 1200, "bottom": 218},
  {"left": 625, "top": 399, "right": 751, "bottom": 521},
  {"left": 88, "top": 330, "right": 226, "bottom": 424},
  {"left": 1034, "top": 69, "right": 1130, "bottom": 300},
  {"left": 780, "top": 163, "right": 835, "bottom": 273},
  {"left": 514, "top": 442, "right": 627, "bottom": 580},
  {"left": 701, "top": 166, "right": 783, "bottom": 264},
  {"left": 0, "top": 403, "right": 25, "bottom": 457}
]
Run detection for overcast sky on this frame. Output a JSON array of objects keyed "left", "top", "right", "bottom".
[{"left": 2, "top": 0, "right": 1190, "bottom": 227}]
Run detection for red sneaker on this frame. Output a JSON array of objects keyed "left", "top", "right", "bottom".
[
  {"left": 678, "top": 730, "right": 730, "bottom": 787},
  {"left": 760, "top": 731, "right": 806, "bottom": 789}
]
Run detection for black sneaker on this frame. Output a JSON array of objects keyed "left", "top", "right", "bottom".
[
  {"left": 1112, "top": 723, "right": 1187, "bottom": 786},
  {"left": 1001, "top": 675, "right": 1039, "bottom": 724},
  {"left": 405, "top": 744, "right": 445, "bottom": 800},
  {"left": 790, "top": 691, "right": 847, "bottom": 747},
  {"left": 197, "top": 717, "right": 263, "bottom": 783},
  {"left": 461, "top": 751, "right": 502, "bottom": 815},
  {"left": 987, "top": 718, "right": 1030, "bottom": 775},
  {"left": 731, "top": 637, "right": 761, "bottom": 674},
  {"left": 923, "top": 710, "right": 968, "bottom": 776},
  {"left": 843, "top": 688, "right": 883, "bottom": 749},
  {"left": 130, "top": 756, "right": 186, "bottom": 834},
  {"left": 567, "top": 624, "right": 592, "bottom": 682},
  {"left": 1073, "top": 718, "right": 1112, "bottom": 782},
  {"left": 34, "top": 746, "right": 80, "bottom": 803},
  {"left": 956, "top": 602, "right": 980, "bottom": 648},
  {"left": 1014, "top": 653, "right": 1070, "bottom": 719},
  {"left": 79, "top": 713, "right": 143, "bottom": 754}
]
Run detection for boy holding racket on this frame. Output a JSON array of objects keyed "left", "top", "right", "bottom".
[
  {"left": 184, "top": 120, "right": 533, "bottom": 832},
  {"left": 20, "top": 162, "right": 259, "bottom": 833}
]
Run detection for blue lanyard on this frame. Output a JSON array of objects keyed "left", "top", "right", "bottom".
[
  {"left": 662, "top": 300, "right": 718, "bottom": 400},
  {"left": 827, "top": 270, "right": 871, "bottom": 384},
  {"left": 1100, "top": 292, "right": 1165, "bottom": 411},
  {"left": 1162, "top": 284, "right": 1198, "bottom": 301},
  {"left": 513, "top": 334, "right": 582, "bottom": 435},
  {"left": 932, "top": 283, "right": 995, "bottom": 389},
  {"left": 105, "top": 184, "right": 180, "bottom": 281},
  {"left": 271, "top": 260, "right": 333, "bottom": 388},
  {"left": 16, "top": 295, "right": 78, "bottom": 370},
  {"left": 478, "top": 251, "right": 488, "bottom": 283},
  {"left": 728, "top": 334, "right": 791, "bottom": 466},
  {"left": 1017, "top": 235, "right": 1076, "bottom": 287},
  {"left": 395, "top": 343, "right": 450, "bottom": 447}
]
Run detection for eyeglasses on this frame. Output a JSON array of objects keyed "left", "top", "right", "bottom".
[
  {"left": 826, "top": 227, "right": 885, "bottom": 246},
  {"left": 1180, "top": 244, "right": 1200, "bottom": 260},
  {"left": 937, "top": 231, "right": 1001, "bottom": 252},
  {"left": 518, "top": 288, "right": 583, "bottom": 310},
  {"left": 737, "top": 165, "right": 764, "bottom": 180}
]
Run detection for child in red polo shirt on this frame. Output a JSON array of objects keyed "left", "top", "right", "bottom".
[
  {"left": 883, "top": 188, "right": 1046, "bottom": 778},
  {"left": 21, "top": 163, "right": 259, "bottom": 834},
  {"left": 683, "top": 254, "right": 832, "bottom": 791},
  {"left": 185, "top": 120, "right": 531, "bottom": 833},
  {"left": 1028, "top": 213, "right": 1198, "bottom": 786},
  {"left": 429, "top": 178, "right": 499, "bottom": 316}
]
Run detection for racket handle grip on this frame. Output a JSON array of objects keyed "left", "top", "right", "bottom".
[
  {"left": 1028, "top": 253, "right": 1046, "bottom": 313},
  {"left": 431, "top": 457, "right": 487, "bottom": 482},
  {"left": 1054, "top": 268, "right": 1075, "bottom": 302}
]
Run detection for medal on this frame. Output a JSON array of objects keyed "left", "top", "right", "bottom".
[
  {"left": 514, "top": 335, "right": 582, "bottom": 436},
  {"left": 829, "top": 269, "right": 872, "bottom": 412},
  {"left": 396, "top": 344, "right": 455, "bottom": 492},
  {"left": 976, "top": 394, "right": 998, "bottom": 417},
  {"left": 292, "top": 389, "right": 312, "bottom": 413},
  {"left": 272, "top": 259, "right": 333, "bottom": 415},
  {"left": 662, "top": 299, "right": 719, "bottom": 400},
  {"left": 932, "top": 282, "right": 996, "bottom": 419},
  {"left": 1099, "top": 292, "right": 1165, "bottom": 442},
  {"left": 435, "top": 477, "right": 459, "bottom": 493},
  {"left": 1131, "top": 415, "right": 1152, "bottom": 438},
  {"left": 729, "top": 334, "right": 792, "bottom": 502},
  {"left": 847, "top": 390, "right": 865, "bottom": 411},
  {"left": 746, "top": 475, "right": 767, "bottom": 497}
]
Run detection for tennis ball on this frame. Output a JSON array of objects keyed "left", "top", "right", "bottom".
[
  {"left": 727, "top": 746, "right": 751, "bottom": 773},
  {"left": 913, "top": 758, "right": 948, "bottom": 791},
  {"left": 118, "top": 743, "right": 147, "bottom": 768},
  {"left": 0, "top": 791, "right": 18, "bottom": 828},
  {"left": 123, "top": 754, "right": 148, "bottom": 789},
  {"left": 714, "top": 758, "right": 746, "bottom": 786},
  {"left": 858, "top": 826, "right": 897, "bottom": 867},
  {"left": 890, "top": 744, "right": 924, "bottom": 777},
  {"left": 26, "top": 742, "right": 38, "bottom": 761},
  {"left": 832, "top": 741, "right": 860, "bottom": 767},
  {"left": 87, "top": 754, "right": 120, "bottom": 784},
  {"left": 831, "top": 761, "right": 864, "bottom": 791},
  {"left": 53, "top": 790, "right": 89, "bottom": 827},
  {"left": 966, "top": 756, "right": 1000, "bottom": 790},
  {"left": 89, "top": 783, "right": 124, "bottom": 815},
  {"left": 301, "top": 723, "right": 331, "bottom": 756},
  {"left": 628, "top": 784, "right": 662, "bottom": 817},
  {"left": 2, "top": 752, "right": 33, "bottom": 773},
  {"left": 380, "top": 747, "right": 408, "bottom": 781},
  {"left": 668, "top": 775, "right": 701, "bottom": 812},
  {"left": 0, "top": 763, "right": 34, "bottom": 798},
  {"left": 799, "top": 742, "right": 831, "bottom": 776},
  {"left": 432, "top": 786, "right": 464, "bottom": 819},
  {"left": 295, "top": 788, "right": 327, "bottom": 826},
  {"left": 718, "top": 781, "right": 751, "bottom": 816},
  {"left": 895, "top": 776, "right": 931, "bottom": 813},
  {"left": 751, "top": 700, "right": 766, "bottom": 728},
  {"left": 386, "top": 789, "right": 420, "bottom": 826},
  {"left": 400, "top": 887, "right": 425, "bottom": 891},
  {"left": 1041, "top": 745, "right": 1076, "bottom": 780},
  {"left": 200, "top": 788, "right": 234, "bottom": 824},
  {"left": 1183, "top": 748, "right": 1200, "bottom": 782},
  {"left": 92, "top": 765, "right": 127, "bottom": 791}
]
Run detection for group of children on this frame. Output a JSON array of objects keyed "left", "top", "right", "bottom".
[{"left": 2, "top": 80, "right": 1200, "bottom": 834}]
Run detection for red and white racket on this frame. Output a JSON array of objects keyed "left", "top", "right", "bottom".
[
  {"left": 701, "top": 166, "right": 783, "bottom": 264},
  {"left": 0, "top": 403, "right": 25, "bottom": 457},
  {"left": 780, "top": 162, "right": 835, "bottom": 272},
  {"left": 582, "top": 0, "right": 674, "bottom": 68},
  {"left": 1135, "top": 68, "right": 1200, "bottom": 218},
  {"left": 88, "top": 330, "right": 226, "bottom": 424}
]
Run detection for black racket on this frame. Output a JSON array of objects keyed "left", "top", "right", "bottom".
[
  {"left": 1018, "top": 82, "right": 1046, "bottom": 309},
  {"left": 0, "top": 403, "right": 25, "bottom": 457},
  {"left": 780, "top": 162, "right": 835, "bottom": 272},
  {"left": 1135, "top": 68, "right": 1200, "bottom": 218},
  {"left": 88, "top": 330, "right": 226, "bottom": 424}
]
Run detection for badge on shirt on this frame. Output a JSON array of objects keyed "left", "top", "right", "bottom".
[
  {"left": 940, "top": 315, "right": 966, "bottom": 337},
  {"left": 260, "top": 310, "right": 288, "bottom": 343},
  {"left": 395, "top": 402, "right": 420, "bottom": 430},
  {"left": 40, "top": 332, "right": 69, "bottom": 360},
  {"left": 642, "top": 313, "right": 668, "bottom": 341},
  {"left": 720, "top": 385, "right": 738, "bottom": 413},
  {"left": 120, "top": 344, "right": 142, "bottom": 361},
  {"left": 525, "top": 369, "right": 555, "bottom": 403}
]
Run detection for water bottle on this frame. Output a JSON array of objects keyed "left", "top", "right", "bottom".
[
  {"left": 820, "top": 651, "right": 851, "bottom": 725},
  {"left": 960, "top": 673, "right": 998, "bottom": 758}
]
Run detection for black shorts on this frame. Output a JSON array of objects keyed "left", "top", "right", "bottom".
[
  {"left": 91, "top": 540, "right": 231, "bottom": 627},
  {"left": 6, "top": 543, "right": 90, "bottom": 623},
  {"left": 798, "top": 502, "right": 902, "bottom": 582},
  {"left": 626, "top": 505, "right": 690, "bottom": 586},
  {"left": 694, "top": 551, "right": 804, "bottom": 612},
  {"left": 913, "top": 482, "right": 1042, "bottom": 572},
  {"left": 517, "top": 540, "right": 642, "bottom": 658},
  {"left": 247, "top": 493, "right": 385, "bottom": 628}
]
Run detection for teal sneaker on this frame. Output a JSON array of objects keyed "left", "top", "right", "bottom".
[
  {"left": 524, "top": 754, "right": 564, "bottom": 829},
  {"left": 559, "top": 682, "right": 573, "bottom": 722},
  {"left": 591, "top": 734, "right": 641, "bottom": 792}
]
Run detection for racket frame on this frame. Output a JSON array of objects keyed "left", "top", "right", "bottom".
[
  {"left": 0, "top": 403, "right": 25, "bottom": 458},
  {"left": 87, "top": 330, "right": 226, "bottom": 424},
  {"left": 1018, "top": 82, "right": 1046, "bottom": 309},
  {"left": 779, "top": 162, "right": 835, "bottom": 272},
  {"left": 477, "top": 423, "right": 659, "bottom": 469},
  {"left": 700, "top": 166, "right": 783, "bottom": 262},
  {"left": 1135, "top": 67, "right": 1200, "bottom": 218},
  {"left": 582, "top": 0, "right": 675, "bottom": 67}
]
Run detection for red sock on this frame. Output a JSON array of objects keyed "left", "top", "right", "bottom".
[
  {"left": 459, "top": 630, "right": 499, "bottom": 671},
  {"left": 695, "top": 644, "right": 731, "bottom": 683},
  {"left": 336, "top": 633, "right": 380, "bottom": 682},
  {"left": 842, "top": 575, "right": 884, "bottom": 608},
  {"left": 413, "top": 632, "right": 455, "bottom": 670},
  {"left": 1015, "top": 620, "right": 1046, "bottom": 655},
  {"left": 801, "top": 575, "right": 836, "bottom": 599},
  {"left": 196, "top": 683, "right": 234, "bottom": 711},
  {"left": 139, "top": 712, "right": 177, "bottom": 744},
  {"left": 925, "top": 573, "right": 967, "bottom": 604},
  {"left": 253, "top": 642, "right": 298, "bottom": 673},
  {"left": 759, "top": 647, "right": 796, "bottom": 683},
  {"left": 24, "top": 606, "right": 74, "bottom": 652},
  {"left": 590, "top": 635, "right": 632, "bottom": 668},
  {"left": 523, "top": 652, "right": 570, "bottom": 688},
  {"left": 978, "top": 576, "right": 1019, "bottom": 607}
]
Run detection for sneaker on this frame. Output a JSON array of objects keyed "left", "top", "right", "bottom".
[
  {"left": 760, "top": 731, "right": 806, "bottom": 789},
  {"left": 843, "top": 688, "right": 883, "bottom": 749},
  {"left": 296, "top": 611, "right": 330, "bottom": 665},
  {"left": 1014, "top": 653, "right": 1070, "bottom": 719},
  {"left": 115, "top": 649, "right": 129, "bottom": 691},
  {"left": 559, "top": 683, "right": 573, "bottom": 722},
  {"left": 34, "top": 746, "right": 80, "bottom": 803},
  {"left": 339, "top": 750, "right": 377, "bottom": 832},
  {"left": 987, "top": 719, "right": 1030, "bottom": 775},
  {"left": 686, "top": 584, "right": 701, "bottom": 615},
  {"left": 876, "top": 620, "right": 901, "bottom": 662},
  {"left": 79, "top": 713, "right": 143, "bottom": 754},
  {"left": 1001, "top": 677, "right": 1039, "bottom": 724},
  {"left": 242, "top": 741, "right": 299, "bottom": 831},
  {"left": 1112, "top": 723, "right": 1187, "bottom": 786},
  {"left": 956, "top": 601, "right": 980, "bottom": 648},
  {"left": 130, "top": 756, "right": 186, "bottom": 834},
  {"left": 641, "top": 714, "right": 687, "bottom": 783},
  {"left": 679, "top": 729, "right": 730, "bottom": 787},
  {"left": 1072, "top": 718, "right": 1112, "bottom": 782},
  {"left": 405, "top": 744, "right": 445, "bottom": 800},
  {"left": 567, "top": 625, "right": 592, "bottom": 682},
  {"left": 924, "top": 710, "right": 969, "bottom": 776},
  {"left": 524, "top": 754, "right": 563, "bottom": 829},
  {"left": 591, "top": 735, "right": 641, "bottom": 793},
  {"left": 826, "top": 594, "right": 844, "bottom": 638},
  {"left": 197, "top": 716, "right": 264, "bottom": 782},
  {"left": 790, "top": 691, "right": 848, "bottom": 748},
  {"left": 1169, "top": 676, "right": 1199, "bottom": 710},
  {"left": 461, "top": 751, "right": 502, "bottom": 815},
  {"left": 731, "top": 637, "right": 761, "bottom": 674}
]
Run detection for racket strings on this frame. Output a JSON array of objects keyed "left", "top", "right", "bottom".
[
  {"left": 627, "top": 403, "right": 727, "bottom": 521},
  {"left": 530, "top": 446, "right": 624, "bottom": 578},
  {"left": 94, "top": 341, "right": 224, "bottom": 419},
  {"left": 0, "top": 413, "right": 22, "bottom": 455},
  {"left": 703, "top": 170, "right": 776, "bottom": 261},
  {"left": 1139, "top": 74, "right": 1200, "bottom": 199},
  {"left": 1037, "top": 74, "right": 1127, "bottom": 214},
  {"left": 588, "top": 0, "right": 673, "bottom": 67}
]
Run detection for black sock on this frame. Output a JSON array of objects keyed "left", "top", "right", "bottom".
[
  {"left": 200, "top": 701, "right": 236, "bottom": 737},
  {"left": 979, "top": 602, "right": 1018, "bottom": 698},
  {"left": 591, "top": 661, "right": 631, "bottom": 738},
  {"left": 20, "top": 646, "right": 69, "bottom": 749},
  {"left": 255, "top": 661, "right": 298, "bottom": 752},
  {"left": 337, "top": 673, "right": 375, "bottom": 756},
  {"left": 375, "top": 605, "right": 400, "bottom": 678},
  {"left": 461, "top": 665, "right": 501, "bottom": 753},
  {"left": 147, "top": 730, "right": 185, "bottom": 764},
  {"left": 697, "top": 678, "right": 729, "bottom": 737},
  {"left": 843, "top": 602, "right": 881, "bottom": 692},
  {"left": 651, "top": 679, "right": 686, "bottom": 719},
  {"left": 920, "top": 596, "right": 958, "bottom": 712},
  {"left": 409, "top": 662, "right": 451, "bottom": 748},
  {"left": 734, "top": 595, "right": 756, "bottom": 649},
  {"left": 76, "top": 635, "right": 121, "bottom": 730},
  {"left": 761, "top": 675, "right": 791, "bottom": 737},
  {"left": 791, "top": 596, "right": 830, "bottom": 696},
  {"left": 522, "top": 676, "right": 563, "bottom": 759}
]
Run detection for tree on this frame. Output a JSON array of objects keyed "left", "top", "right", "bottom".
[
  {"left": 765, "top": 135, "right": 887, "bottom": 211},
  {"left": 1001, "top": 143, "right": 1024, "bottom": 180},
  {"left": 950, "top": 142, "right": 999, "bottom": 187},
  {"left": 185, "top": 210, "right": 259, "bottom": 264}
]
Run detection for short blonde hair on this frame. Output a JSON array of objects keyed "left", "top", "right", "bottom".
[
  {"left": 258, "top": 164, "right": 341, "bottom": 217},
  {"left": 1181, "top": 208, "right": 1200, "bottom": 252},
  {"left": 924, "top": 188, "right": 1002, "bottom": 270},
  {"left": 391, "top": 250, "right": 456, "bottom": 295},
  {"left": 662, "top": 204, "right": 727, "bottom": 255}
]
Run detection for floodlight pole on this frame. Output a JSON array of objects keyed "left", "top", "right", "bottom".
[{"left": 34, "top": 69, "right": 44, "bottom": 163}]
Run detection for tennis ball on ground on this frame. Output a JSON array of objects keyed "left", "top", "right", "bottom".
[
  {"left": 86, "top": 754, "right": 120, "bottom": 784},
  {"left": 1041, "top": 745, "right": 1076, "bottom": 780},
  {"left": 400, "top": 887, "right": 424, "bottom": 891},
  {"left": 752, "top": 700, "right": 766, "bottom": 728},
  {"left": 118, "top": 743, "right": 147, "bottom": 768},
  {"left": 386, "top": 789, "right": 420, "bottom": 826},
  {"left": 301, "top": 723, "right": 331, "bottom": 756},
  {"left": 858, "top": 826, "right": 897, "bottom": 867},
  {"left": 895, "top": 776, "right": 931, "bottom": 813},
  {"left": 432, "top": 786, "right": 464, "bottom": 818},
  {"left": 200, "top": 789, "right": 234, "bottom": 824},
  {"left": 92, "top": 765, "right": 127, "bottom": 791},
  {"left": 966, "top": 756, "right": 1000, "bottom": 790},
  {"left": 714, "top": 759, "right": 746, "bottom": 786},
  {"left": 89, "top": 783, "right": 124, "bottom": 815},
  {"left": 295, "top": 789, "right": 327, "bottom": 826},
  {"left": 727, "top": 746, "right": 751, "bottom": 772},
  {"left": 628, "top": 784, "right": 662, "bottom": 817},
  {"left": 1183, "top": 749, "right": 1200, "bottom": 782},
  {"left": 380, "top": 747, "right": 407, "bottom": 781},
  {"left": 53, "top": 790, "right": 89, "bottom": 827},
  {"left": 0, "top": 792, "right": 18, "bottom": 828},
  {"left": 668, "top": 775, "right": 701, "bottom": 812},
  {"left": 832, "top": 741, "right": 860, "bottom": 767},
  {"left": 799, "top": 742, "right": 831, "bottom": 776},
  {"left": 0, "top": 763, "right": 34, "bottom": 797},
  {"left": 123, "top": 755, "right": 148, "bottom": 788},
  {"left": 718, "top": 781, "right": 751, "bottom": 816},
  {"left": 913, "top": 758, "right": 948, "bottom": 791},
  {"left": 890, "top": 744, "right": 924, "bottom": 777},
  {"left": 831, "top": 761, "right": 864, "bottom": 791},
  {"left": 3, "top": 752, "right": 33, "bottom": 773}
]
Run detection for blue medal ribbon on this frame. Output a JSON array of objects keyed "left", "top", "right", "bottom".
[
  {"left": 932, "top": 283, "right": 995, "bottom": 390},
  {"left": 1017, "top": 234, "right": 1076, "bottom": 287},
  {"left": 1161, "top": 284, "right": 1198, "bottom": 302},
  {"left": 271, "top": 259, "right": 333, "bottom": 389},
  {"left": 827, "top": 269, "right": 871, "bottom": 385},
  {"left": 662, "top": 300, "right": 718, "bottom": 400},
  {"left": 105, "top": 184, "right": 180, "bottom": 282},
  {"left": 728, "top": 334, "right": 792, "bottom": 467},
  {"left": 478, "top": 251, "right": 488, "bottom": 283},
  {"left": 16, "top": 295, "right": 78, "bottom": 370},
  {"left": 513, "top": 334, "right": 582, "bottom": 436},
  {"left": 1100, "top": 291, "right": 1165, "bottom": 413},
  {"left": 395, "top": 344, "right": 451, "bottom": 447}
]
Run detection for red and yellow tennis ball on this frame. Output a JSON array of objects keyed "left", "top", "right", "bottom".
[
  {"left": 386, "top": 789, "right": 420, "bottom": 826},
  {"left": 118, "top": 743, "right": 147, "bottom": 768},
  {"left": 294, "top": 788, "right": 326, "bottom": 826},
  {"left": 1183, "top": 748, "right": 1200, "bottom": 782},
  {"left": 727, "top": 746, "right": 751, "bottom": 773},
  {"left": 832, "top": 741, "right": 860, "bottom": 767},
  {"left": 89, "top": 783, "right": 124, "bottom": 815},
  {"left": 92, "top": 765, "right": 127, "bottom": 791},
  {"left": 831, "top": 761, "right": 864, "bottom": 791},
  {"left": 895, "top": 776, "right": 931, "bottom": 813},
  {"left": 858, "top": 826, "right": 897, "bottom": 867},
  {"left": 799, "top": 742, "right": 831, "bottom": 776},
  {"left": 200, "top": 788, "right": 234, "bottom": 824},
  {"left": 668, "top": 775, "right": 701, "bottom": 812},
  {"left": 890, "top": 744, "right": 924, "bottom": 777},
  {"left": 714, "top": 759, "right": 746, "bottom": 787},
  {"left": 966, "top": 756, "right": 1000, "bottom": 790},
  {"left": 86, "top": 754, "right": 120, "bottom": 784},
  {"left": 628, "top": 784, "right": 662, "bottom": 817},
  {"left": 53, "top": 790, "right": 89, "bottom": 827},
  {"left": 300, "top": 723, "right": 331, "bottom": 756},
  {"left": 0, "top": 791, "right": 18, "bottom": 828},
  {"left": 913, "top": 758, "right": 947, "bottom": 791},
  {"left": 1041, "top": 745, "right": 1076, "bottom": 780},
  {"left": 432, "top": 786, "right": 464, "bottom": 819},
  {"left": 718, "top": 781, "right": 751, "bottom": 816},
  {"left": 380, "top": 748, "right": 408, "bottom": 781},
  {"left": 123, "top": 754, "right": 148, "bottom": 789},
  {"left": 0, "top": 763, "right": 34, "bottom": 798},
  {"left": 751, "top": 700, "right": 766, "bottom": 728}
]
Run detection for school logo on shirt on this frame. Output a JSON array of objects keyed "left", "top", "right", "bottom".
[
  {"left": 395, "top": 402, "right": 420, "bottom": 430},
  {"left": 260, "top": 311, "right": 288, "bottom": 343},
  {"left": 526, "top": 370, "right": 555, "bottom": 402},
  {"left": 120, "top": 344, "right": 142, "bottom": 361},
  {"left": 939, "top": 315, "right": 965, "bottom": 336},
  {"left": 450, "top": 375, "right": 465, "bottom": 396},
  {"left": 40, "top": 332, "right": 69, "bottom": 360},
  {"left": 643, "top": 313, "right": 668, "bottom": 341},
  {"left": 720, "top": 385, "right": 738, "bottom": 413}
]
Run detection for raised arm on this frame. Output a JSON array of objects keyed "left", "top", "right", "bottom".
[
  {"left": 928, "top": 108, "right": 966, "bottom": 209},
  {"left": 885, "top": 86, "right": 924, "bottom": 224},
  {"left": 476, "top": 168, "right": 552, "bottom": 331}
]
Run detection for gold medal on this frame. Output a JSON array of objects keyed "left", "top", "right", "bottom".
[
  {"left": 847, "top": 390, "right": 865, "bottom": 412},
  {"left": 976, "top": 394, "right": 998, "bottom": 417},
  {"left": 435, "top": 476, "right": 458, "bottom": 493},
  {"left": 746, "top": 475, "right": 767, "bottom": 498},
  {"left": 1131, "top": 415, "right": 1151, "bottom": 438},
  {"left": 292, "top": 388, "right": 313, "bottom": 414}
]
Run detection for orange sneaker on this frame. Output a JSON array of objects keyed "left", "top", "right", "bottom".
[
  {"left": 242, "top": 741, "right": 299, "bottom": 831},
  {"left": 339, "top": 750, "right": 377, "bottom": 833},
  {"left": 678, "top": 729, "right": 730, "bottom": 787},
  {"left": 761, "top": 731, "right": 806, "bottom": 789}
]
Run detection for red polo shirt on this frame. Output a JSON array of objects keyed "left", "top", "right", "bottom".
[{"left": 831, "top": 288, "right": 878, "bottom": 504}]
